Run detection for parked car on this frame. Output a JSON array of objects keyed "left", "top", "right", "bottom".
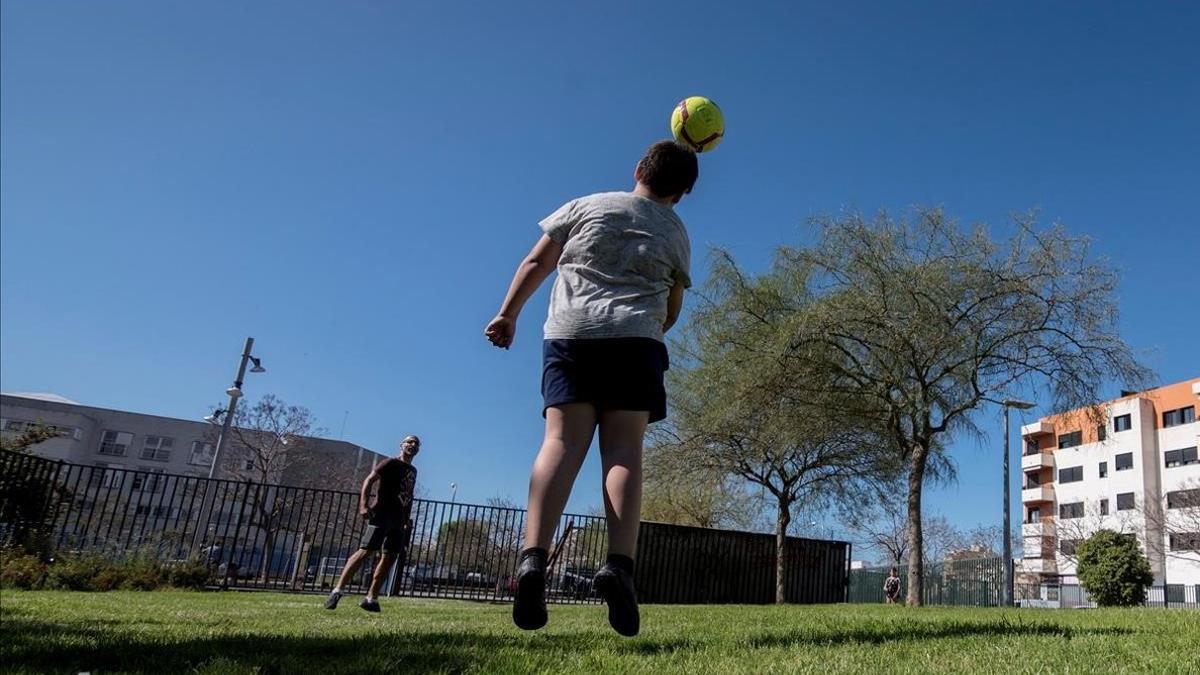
[{"left": 558, "top": 565, "right": 599, "bottom": 599}]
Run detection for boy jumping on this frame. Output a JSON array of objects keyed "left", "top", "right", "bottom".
[{"left": 484, "top": 140, "right": 697, "bottom": 637}]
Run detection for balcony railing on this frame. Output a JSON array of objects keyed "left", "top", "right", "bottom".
[
  {"left": 1022, "top": 520, "right": 1056, "bottom": 538},
  {"left": 1022, "top": 485, "right": 1055, "bottom": 503},
  {"left": 1021, "top": 452, "right": 1055, "bottom": 471}
]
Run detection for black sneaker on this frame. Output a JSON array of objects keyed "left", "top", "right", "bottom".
[
  {"left": 323, "top": 589, "right": 343, "bottom": 610},
  {"left": 593, "top": 564, "right": 639, "bottom": 637},
  {"left": 512, "top": 554, "right": 547, "bottom": 630},
  {"left": 360, "top": 598, "right": 381, "bottom": 613}
]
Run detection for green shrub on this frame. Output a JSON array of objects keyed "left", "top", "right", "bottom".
[
  {"left": 121, "top": 558, "right": 164, "bottom": 591},
  {"left": 0, "top": 552, "right": 47, "bottom": 589},
  {"left": 1077, "top": 529, "right": 1154, "bottom": 607},
  {"left": 166, "top": 558, "right": 211, "bottom": 590},
  {"left": 45, "top": 553, "right": 108, "bottom": 591},
  {"left": 91, "top": 566, "right": 129, "bottom": 591}
]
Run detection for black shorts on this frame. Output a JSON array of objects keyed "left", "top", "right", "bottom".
[
  {"left": 360, "top": 518, "right": 408, "bottom": 554},
  {"left": 542, "top": 337, "right": 669, "bottom": 423}
]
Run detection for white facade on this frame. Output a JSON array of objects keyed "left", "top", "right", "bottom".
[
  {"left": 1020, "top": 378, "right": 1200, "bottom": 586},
  {"left": 1, "top": 393, "right": 385, "bottom": 489}
]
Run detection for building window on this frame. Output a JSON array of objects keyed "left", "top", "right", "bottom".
[
  {"left": 140, "top": 436, "right": 173, "bottom": 462},
  {"left": 97, "top": 430, "right": 133, "bottom": 457},
  {"left": 1115, "top": 452, "right": 1133, "bottom": 471},
  {"left": 1024, "top": 472, "right": 1041, "bottom": 489},
  {"left": 1167, "top": 489, "right": 1200, "bottom": 509},
  {"left": 1164, "top": 447, "right": 1198, "bottom": 468},
  {"left": 1162, "top": 406, "right": 1196, "bottom": 428},
  {"left": 243, "top": 459, "right": 255, "bottom": 471},
  {"left": 1170, "top": 533, "right": 1200, "bottom": 552},
  {"left": 1, "top": 419, "right": 78, "bottom": 438},
  {"left": 189, "top": 441, "right": 215, "bottom": 466},
  {"left": 1096, "top": 424, "right": 1106, "bottom": 442},
  {"left": 131, "top": 468, "right": 165, "bottom": 492},
  {"left": 1113, "top": 414, "right": 1132, "bottom": 432},
  {"left": 1057, "top": 431, "right": 1082, "bottom": 449},
  {"left": 1116, "top": 492, "right": 1135, "bottom": 511},
  {"left": 1099, "top": 461, "right": 1108, "bottom": 479},
  {"left": 1058, "top": 466, "right": 1084, "bottom": 483},
  {"left": 1059, "top": 502, "right": 1084, "bottom": 519},
  {"left": 134, "top": 504, "right": 177, "bottom": 518},
  {"left": 1027, "top": 507, "right": 1041, "bottom": 523},
  {"left": 1060, "top": 539, "right": 1081, "bottom": 556},
  {"left": 1100, "top": 499, "right": 1109, "bottom": 516}
]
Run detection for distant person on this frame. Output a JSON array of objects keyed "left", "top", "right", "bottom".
[
  {"left": 323, "top": 435, "right": 420, "bottom": 612},
  {"left": 485, "top": 141, "right": 697, "bottom": 637},
  {"left": 884, "top": 567, "right": 902, "bottom": 604}
]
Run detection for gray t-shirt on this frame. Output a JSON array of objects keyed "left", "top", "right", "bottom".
[{"left": 540, "top": 191, "right": 691, "bottom": 342}]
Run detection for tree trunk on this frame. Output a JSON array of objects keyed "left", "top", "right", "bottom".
[
  {"left": 775, "top": 497, "right": 791, "bottom": 604},
  {"left": 260, "top": 529, "right": 275, "bottom": 581},
  {"left": 906, "top": 445, "right": 929, "bottom": 606}
]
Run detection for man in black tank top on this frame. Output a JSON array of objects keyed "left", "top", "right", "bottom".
[{"left": 323, "top": 435, "right": 420, "bottom": 613}]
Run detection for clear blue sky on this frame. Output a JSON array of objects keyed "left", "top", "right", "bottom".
[{"left": 3, "top": 2, "right": 1197, "bottom": 552}]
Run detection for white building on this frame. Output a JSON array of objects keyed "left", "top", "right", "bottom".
[
  {"left": 1020, "top": 378, "right": 1200, "bottom": 587},
  {"left": 1, "top": 392, "right": 385, "bottom": 489}
]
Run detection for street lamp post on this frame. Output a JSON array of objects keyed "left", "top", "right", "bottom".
[
  {"left": 207, "top": 337, "right": 265, "bottom": 479},
  {"left": 1002, "top": 398, "right": 1035, "bottom": 607},
  {"left": 191, "top": 337, "right": 265, "bottom": 555},
  {"left": 450, "top": 482, "right": 458, "bottom": 505}
]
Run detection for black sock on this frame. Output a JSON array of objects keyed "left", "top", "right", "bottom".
[
  {"left": 606, "top": 553, "right": 634, "bottom": 575},
  {"left": 520, "top": 547, "right": 548, "bottom": 564}
]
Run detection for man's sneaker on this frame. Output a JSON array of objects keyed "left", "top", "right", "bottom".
[
  {"left": 512, "top": 554, "right": 548, "bottom": 630},
  {"left": 593, "top": 564, "right": 639, "bottom": 637},
  {"left": 323, "top": 589, "right": 342, "bottom": 610},
  {"left": 360, "top": 597, "right": 381, "bottom": 613}
]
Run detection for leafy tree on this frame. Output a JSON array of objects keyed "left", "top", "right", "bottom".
[
  {"left": 664, "top": 252, "right": 897, "bottom": 603},
  {"left": 1076, "top": 529, "right": 1153, "bottom": 607},
  {"left": 0, "top": 421, "right": 60, "bottom": 454},
  {"left": 1, "top": 422, "right": 74, "bottom": 555},
  {"left": 760, "top": 209, "right": 1147, "bottom": 603},
  {"left": 641, "top": 440, "right": 766, "bottom": 531}
]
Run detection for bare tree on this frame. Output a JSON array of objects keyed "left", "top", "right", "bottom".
[
  {"left": 746, "top": 209, "right": 1150, "bottom": 604},
  {"left": 206, "top": 394, "right": 348, "bottom": 580},
  {"left": 844, "top": 499, "right": 910, "bottom": 567},
  {"left": 1049, "top": 503, "right": 1140, "bottom": 569},
  {"left": 1131, "top": 477, "right": 1200, "bottom": 568},
  {"left": 922, "top": 515, "right": 968, "bottom": 565}
]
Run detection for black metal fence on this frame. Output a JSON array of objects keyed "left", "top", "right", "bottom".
[{"left": 0, "top": 451, "right": 849, "bottom": 605}]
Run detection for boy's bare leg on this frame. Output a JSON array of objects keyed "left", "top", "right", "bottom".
[
  {"left": 335, "top": 548, "right": 370, "bottom": 589},
  {"left": 524, "top": 403, "right": 597, "bottom": 550},
  {"left": 367, "top": 553, "right": 397, "bottom": 598},
  {"left": 598, "top": 410, "right": 649, "bottom": 557}
]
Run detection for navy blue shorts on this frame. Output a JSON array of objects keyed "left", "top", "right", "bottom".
[{"left": 542, "top": 337, "right": 669, "bottom": 423}]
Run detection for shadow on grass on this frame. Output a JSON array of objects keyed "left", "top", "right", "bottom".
[
  {"left": 1, "top": 610, "right": 1135, "bottom": 672},
  {"left": 1, "top": 613, "right": 599, "bottom": 674},
  {"left": 747, "top": 620, "right": 1132, "bottom": 649}
]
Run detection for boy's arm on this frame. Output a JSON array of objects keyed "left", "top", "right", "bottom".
[
  {"left": 485, "top": 234, "right": 564, "bottom": 349},
  {"left": 663, "top": 279, "right": 686, "bottom": 333}
]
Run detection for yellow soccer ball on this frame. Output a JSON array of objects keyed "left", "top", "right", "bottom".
[{"left": 670, "top": 96, "right": 724, "bottom": 153}]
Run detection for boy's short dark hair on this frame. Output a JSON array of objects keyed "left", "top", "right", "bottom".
[{"left": 636, "top": 140, "right": 699, "bottom": 199}]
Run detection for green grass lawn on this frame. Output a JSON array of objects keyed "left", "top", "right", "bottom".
[{"left": 2, "top": 590, "right": 1198, "bottom": 674}]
